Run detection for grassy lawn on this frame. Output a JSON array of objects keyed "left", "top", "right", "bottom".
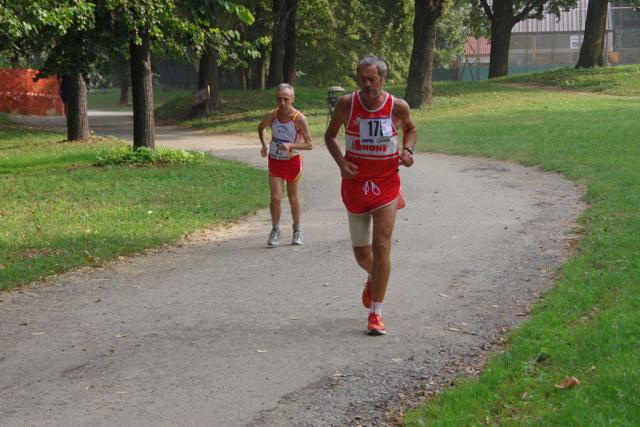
[
  {"left": 403, "top": 74, "right": 640, "bottom": 424},
  {"left": 0, "top": 114, "right": 268, "bottom": 291},
  {"left": 501, "top": 64, "right": 640, "bottom": 96},
  {"left": 155, "top": 86, "right": 335, "bottom": 136},
  {"left": 87, "top": 85, "right": 192, "bottom": 111}
]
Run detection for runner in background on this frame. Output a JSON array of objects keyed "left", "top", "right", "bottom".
[{"left": 258, "top": 83, "right": 313, "bottom": 247}]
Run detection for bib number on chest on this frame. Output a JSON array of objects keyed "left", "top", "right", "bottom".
[
  {"left": 270, "top": 137, "right": 291, "bottom": 160},
  {"left": 359, "top": 118, "right": 392, "bottom": 145}
]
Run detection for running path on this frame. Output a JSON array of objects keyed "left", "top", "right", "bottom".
[{"left": 2, "top": 112, "right": 585, "bottom": 425}]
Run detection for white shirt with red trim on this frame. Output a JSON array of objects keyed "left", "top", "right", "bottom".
[{"left": 270, "top": 110, "right": 301, "bottom": 160}]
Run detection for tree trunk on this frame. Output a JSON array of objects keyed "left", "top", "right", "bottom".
[
  {"left": 267, "top": 0, "right": 286, "bottom": 87},
  {"left": 239, "top": 68, "right": 247, "bottom": 90},
  {"left": 404, "top": 0, "right": 444, "bottom": 108},
  {"left": 576, "top": 0, "right": 609, "bottom": 68},
  {"left": 488, "top": 2, "right": 514, "bottom": 78},
  {"left": 189, "top": 46, "right": 220, "bottom": 118},
  {"left": 252, "top": 55, "right": 266, "bottom": 89},
  {"left": 282, "top": 0, "right": 297, "bottom": 85},
  {"left": 117, "top": 54, "right": 130, "bottom": 106},
  {"left": 129, "top": 29, "right": 155, "bottom": 149},
  {"left": 65, "top": 73, "right": 89, "bottom": 141},
  {"left": 209, "top": 49, "right": 220, "bottom": 110},
  {"left": 119, "top": 78, "right": 129, "bottom": 106}
]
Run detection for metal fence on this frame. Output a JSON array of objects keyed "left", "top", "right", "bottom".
[{"left": 509, "top": 5, "right": 640, "bottom": 71}]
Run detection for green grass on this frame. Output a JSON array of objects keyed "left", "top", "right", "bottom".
[
  {"left": 404, "top": 77, "right": 640, "bottom": 425},
  {"left": 155, "top": 86, "right": 336, "bottom": 136},
  {"left": 87, "top": 86, "right": 192, "bottom": 111},
  {"left": 0, "top": 115, "right": 268, "bottom": 291},
  {"left": 501, "top": 64, "right": 640, "bottom": 96}
]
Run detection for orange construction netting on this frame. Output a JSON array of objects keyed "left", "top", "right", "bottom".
[{"left": 0, "top": 68, "right": 64, "bottom": 116}]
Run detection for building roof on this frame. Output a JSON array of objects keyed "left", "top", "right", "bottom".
[
  {"left": 512, "top": 0, "right": 613, "bottom": 33},
  {"left": 465, "top": 37, "right": 491, "bottom": 56}
]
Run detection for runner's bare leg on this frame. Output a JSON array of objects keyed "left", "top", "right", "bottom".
[
  {"left": 353, "top": 246, "right": 373, "bottom": 280},
  {"left": 269, "top": 175, "right": 284, "bottom": 226},
  {"left": 370, "top": 203, "right": 397, "bottom": 302},
  {"left": 286, "top": 180, "right": 301, "bottom": 226}
]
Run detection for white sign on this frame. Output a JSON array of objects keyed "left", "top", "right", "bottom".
[{"left": 570, "top": 35, "right": 583, "bottom": 50}]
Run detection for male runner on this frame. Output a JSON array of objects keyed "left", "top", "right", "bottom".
[
  {"left": 324, "top": 55, "right": 417, "bottom": 335},
  {"left": 258, "top": 83, "right": 313, "bottom": 247}
]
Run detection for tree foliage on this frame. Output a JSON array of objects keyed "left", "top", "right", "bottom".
[{"left": 295, "top": 0, "right": 413, "bottom": 87}]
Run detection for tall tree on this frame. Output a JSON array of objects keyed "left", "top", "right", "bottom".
[
  {"left": 183, "top": 1, "right": 254, "bottom": 117},
  {"left": 576, "top": 0, "right": 640, "bottom": 68},
  {"left": 267, "top": 0, "right": 286, "bottom": 86},
  {"left": 106, "top": 0, "right": 206, "bottom": 148},
  {"left": 1, "top": 0, "right": 96, "bottom": 140},
  {"left": 473, "top": 0, "right": 576, "bottom": 77},
  {"left": 294, "top": 0, "right": 413, "bottom": 87},
  {"left": 576, "top": 0, "right": 609, "bottom": 67},
  {"left": 282, "top": 0, "right": 298, "bottom": 85},
  {"left": 63, "top": 73, "right": 89, "bottom": 140},
  {"left": 129, "top": 27, "right": 155, "bottom": 148},
  {"left": 245, "top": 0, "right": 271, "bottom": 89},
  {"left": 405, "top": 0, "right": 446, "bottom": 108},
  {"left": 115, "top": 53, "right": 130, "bottom": 106}
]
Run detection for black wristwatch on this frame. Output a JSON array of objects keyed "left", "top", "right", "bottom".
[{"left": 402, "top": 146, "right": 414, "bottom": 155}]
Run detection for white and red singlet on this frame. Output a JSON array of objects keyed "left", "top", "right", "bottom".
[
  {"left": 342, "top": 91, "right": 403, "bottom": 214},
  {"left": 268, "top": 109, "right": 303, "bottom": 183}
]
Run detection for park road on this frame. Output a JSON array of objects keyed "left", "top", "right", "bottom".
[{"left": 2, "top": 111, "right": 585, "bottom": 426}]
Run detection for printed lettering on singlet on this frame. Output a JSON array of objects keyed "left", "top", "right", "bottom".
[
  {"left": 270, "top": 121, "right": 297, "bottom": 159},
  {"left": 270, "top": 137, "right": 291, "bottom": 160},
  {"left": 354, "top": 118, "right": 396, "bottom": 155}
]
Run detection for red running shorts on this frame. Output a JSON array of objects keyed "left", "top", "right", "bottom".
[
  {"left": 269, "top": 155, "right": 303, "bottom": 183},
  {"left": 341, "top": 173, "right": 403, "bottom": 214}
]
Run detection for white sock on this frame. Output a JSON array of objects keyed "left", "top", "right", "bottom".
[{"left": 370, "top": 302, "right": 383, "bottom": 315}]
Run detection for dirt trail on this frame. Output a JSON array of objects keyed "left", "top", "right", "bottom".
[{"left": 1, "top": 112, "right": 586, "bottom": 425}]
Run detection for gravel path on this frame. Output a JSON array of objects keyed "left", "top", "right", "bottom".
[{"left": 1, "top": 112, "right": 586, "bottom": 426}]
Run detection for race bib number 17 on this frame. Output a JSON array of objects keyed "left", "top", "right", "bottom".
[{"left": 359, "top": 118, "right": 392, "bottom": 144}]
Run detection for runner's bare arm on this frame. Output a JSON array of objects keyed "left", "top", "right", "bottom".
[
  {"left": 291, "top": 114, "right": 313, "bottom": 150},
  {"left": 324, "top": 95, "right": 358, "bottom": 178},
  {"left": 393, "top": 99, "right": 417, "bottom": 167},
  {"left": 258, "top": 111, "right": 273, "bottom": 157}
]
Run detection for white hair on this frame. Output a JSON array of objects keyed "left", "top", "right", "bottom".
[
  {"left": 357, "top": 54, "right": 388, "bottom": 80},
  {"left": 276, "top": 83, "right": 295, "bottom": 97}
]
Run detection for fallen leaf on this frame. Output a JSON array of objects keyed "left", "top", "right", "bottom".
[
  {"left": 447, "top": 327, "right": 460, "bottom": 333},
  {"left": 555, "top": 376, "right": 580, "bottom": 389}
]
